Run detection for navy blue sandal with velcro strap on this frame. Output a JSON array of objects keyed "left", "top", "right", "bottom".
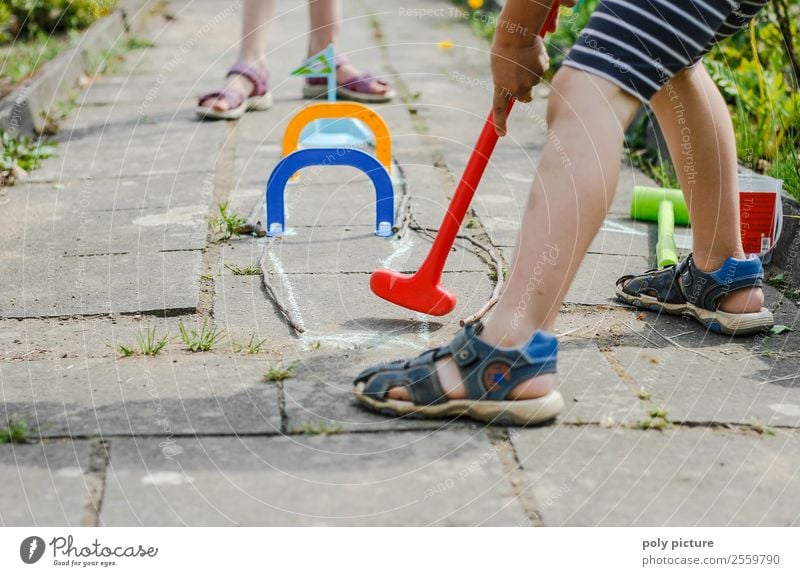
[
  {"left": 616, "top": 253, "right": 774, "bottom": 335},
  {"left": 353, "top": 322, "right": 564, "bottom": 426}
]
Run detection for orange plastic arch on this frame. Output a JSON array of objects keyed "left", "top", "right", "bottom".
[{"left": 282, "top": 102, "right": 392, "bottom": 172}]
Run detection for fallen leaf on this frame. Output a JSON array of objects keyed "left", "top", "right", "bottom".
[{"left": 769, "top": 325, "right": 792, "bottom": 335}]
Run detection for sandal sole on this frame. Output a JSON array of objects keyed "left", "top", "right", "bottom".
[
  {"left": 353, "top": 383, "right": 564, "bottom": 426},
  {"left": 615, "top": 287, "right": 774, "bottom": 335},
  {"left": 195, "top": 93, "right": 273, "bottom": 120},
  {"left": 302, "top": 84, "right": 395, "bottom": 103}
]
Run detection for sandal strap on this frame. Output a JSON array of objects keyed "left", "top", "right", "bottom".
[
  {"left": 340, "top": 73, "right": 388, "bottom": 94},
  {"left": 226, "top": 63, "right": 268, "bottom": 96},
  {"left": 677, "top": 254, "right": 763, "bottom": 310},
  {"left": 357, "top": 348, "right": 449, "bottom": 406},
  {"left": 355, "top": 322, "right": 558, "bottom": 405},
  {"left": 449, "top": 323, "right": 558, "bottom": 401},
  {"left": 616, "top": 265, "right": 685, "bottom": 305}
]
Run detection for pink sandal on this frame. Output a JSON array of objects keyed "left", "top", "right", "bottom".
[
  {"left": 196, "top": 64, "right": 272, "bottom": 120},
  {"left": 302, "top": 54, "right": 395, "bottom": 104}
]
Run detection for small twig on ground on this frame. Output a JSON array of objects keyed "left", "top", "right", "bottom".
[
  {"left": 259, "top": 240, "right": 306, "bottom": 334},
  {"left": 623, "top": 322, "right": 663, "bottom": 347},
  {"left": 643, "top": 322, "right": 711, "bottom": 359},
  {"left": 407, "top": 215, "right": 505, "bottom": 325}
]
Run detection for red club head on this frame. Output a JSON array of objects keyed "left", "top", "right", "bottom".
[{"left": 370, "top": 268, "right": 457, "bottom": 316}]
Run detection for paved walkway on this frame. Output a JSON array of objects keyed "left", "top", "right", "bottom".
[{"left": 1, "top": 0, "right": 799, "bottom": 526}]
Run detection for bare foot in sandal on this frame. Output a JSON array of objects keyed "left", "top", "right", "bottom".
[
  {"left": 303, "top": 54, "right": 395, "bottom": 103},
  {"left": 353, "top": 322, "right": 563, "bottom": 426},
  {"left": 197, "top": 63, "right": 272, "bottom": 120}
]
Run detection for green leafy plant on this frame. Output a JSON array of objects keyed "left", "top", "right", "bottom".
[
  {"left": 0, "top": 417, "right": 31, "bottom": 444},
  {"left": 179, "top": 319, "right": 224, "bottom": 352},
  {"left": 215, "top": 202, "right": 247, "bottom": 240},
  {"left": 1, "top": 130, "right": 55, "bottom": 185},
  {"left": 264, "top": 361, "right": 298, "bottom": 383},
  {"left": 0, "top": 0, "right": 114, "bottom": 43}
]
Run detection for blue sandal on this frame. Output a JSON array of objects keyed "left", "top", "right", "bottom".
[
  {"left": 616, "top": 253, "right": 774, "bottom": 335},
  {"left": 353, "top": 322, "right": 564, "bottom": 426}
]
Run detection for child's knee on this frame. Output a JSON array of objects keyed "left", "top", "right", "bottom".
[{"left": 546, "top": 67, "right": 639, "bottom": 129}]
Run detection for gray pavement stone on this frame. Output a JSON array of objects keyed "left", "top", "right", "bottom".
[
  {"left": 557, "top": 342, "right": 646, "bottom": 425},
  {"left": 611, "top": 346, "right": 800, "bottom": 427},
  {"left": 0, "top": 440, "right": 91, "bottom": 526},
  {"left": 564, "top": 253, "right": 650, "bottom": 307},
  {"left": 101, "top": 431, "right": 529, "bottom": 526},
  {"left": 0, "top": 251, "right": 202, "bottom": 317},
  {"left": 219, "top": 228, "right": 485, "bottom": 275},
  {"left": 512, "top": 427, "right": 800, "bottom": 526},
  {"left": 0, "top": 356, "right": 281, "bottom": 436},
  {"left": 282, "top": 353, "right": 469, "bottom": 433}
]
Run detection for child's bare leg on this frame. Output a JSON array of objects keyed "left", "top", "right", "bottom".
[
  {"left": 388, "top": 68, "right": 640, "bottom": 402},
  {"left": 205, "top": 0, "right": 274, "bottom": 112},
  {"left": 307, "top": 0, "right": 389, "bottom": 95},
  {"left": 648, "top": 65, "right": 763, "bottom": 313}
]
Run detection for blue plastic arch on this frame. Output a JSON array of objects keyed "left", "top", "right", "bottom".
[{"left": 266, "top": 148, "right": 394, "bottom": 237}]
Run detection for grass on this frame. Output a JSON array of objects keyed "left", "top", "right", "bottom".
[
  {"left": 232, "top": 334, "right": 267, "bottom": 354},
  {"left": 0, "top": 33, "right": 70, "bottom": 93},
  {"left": 264, "top": 361, "right": 298, "bottom": 383},
  {"left": 179, "top": 319, "right": 224, "bottom": 352},
  {"left": 465, "top": 218, "right": 478, "bottom": 229},
  {"left": 224, "top": 263, "right": 260, "bottom": 276},
  {"left": 215, "top": 202, "right": 247, "bottom": 240},
  {"left": 116, "top": 326, "right": 169, "bottom": 357},
  {"left": 747, "top": 420, "right": 777, "bottom": 437},
  {"left": 300, "top": 422, "right": 342, "bottom": 436},
  {"left": 637, "top": 388, "right": 652, "bottom": 401},
  {"left": 0, "top": 417, "right": 31, "bottom": 444}
]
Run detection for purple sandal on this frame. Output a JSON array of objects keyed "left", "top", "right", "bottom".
[
  {"left": 197, "top": 63, "right": 272, "bottom": 120},
  {"left": 302, "top": 54, "right": 395, "bottom": 103}
]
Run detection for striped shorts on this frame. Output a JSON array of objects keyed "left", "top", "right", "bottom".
[{"left": 562, "top": 0, "right": 769, "bottom": 102}]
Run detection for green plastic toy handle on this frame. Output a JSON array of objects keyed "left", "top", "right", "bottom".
[
  {"left": 656, "top": 200, "right": 679, "bottom": 267},
  {"left": 631, "top": 186, "right": 690, "bottom": 225}
]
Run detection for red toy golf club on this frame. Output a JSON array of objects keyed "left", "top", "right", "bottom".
[{"left": 370, "top": 2, "right": 560, "bottom": 316}]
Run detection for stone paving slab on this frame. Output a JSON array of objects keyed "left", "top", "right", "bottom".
[
  {"left": 557, "top": 343, "right": 646, "bottom": 425},
  {"left": 30, "top": 111, "right": 225, "bottom": 181},
  {"left": 0, "top": 251, "right": 202, "bottom": 317},
  {"left": 282, "top": 353, "right": 468, "bottom": 433},
  {"left": 0, "top": 356, "right": 281, "bottom": 437},
  {"left": 0, "top": 315, "right": 192, "bottom": 362},
  {"left": 611, "top": 347, "right": 800, "bottom": 427},
  {"left": 563, "top": 253, "right": 650, "bottom": 307},
  {"left": 219, "top": 229, "right": 485, "bottom": 275},
  {"left": 214, "top": 269, "right": 493, "bottom": 351},
  {"left": 512, "top": 427, "right": 800, "bottom": 526},
  {"left": 100, "top": 430, "right": 528, "bottom": 526},
  {"left": 0, "top": 440, "right": 92, "bottom": 526},
  {"left": 10, "top": 171, "right": 215, "bottom": 213}
]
